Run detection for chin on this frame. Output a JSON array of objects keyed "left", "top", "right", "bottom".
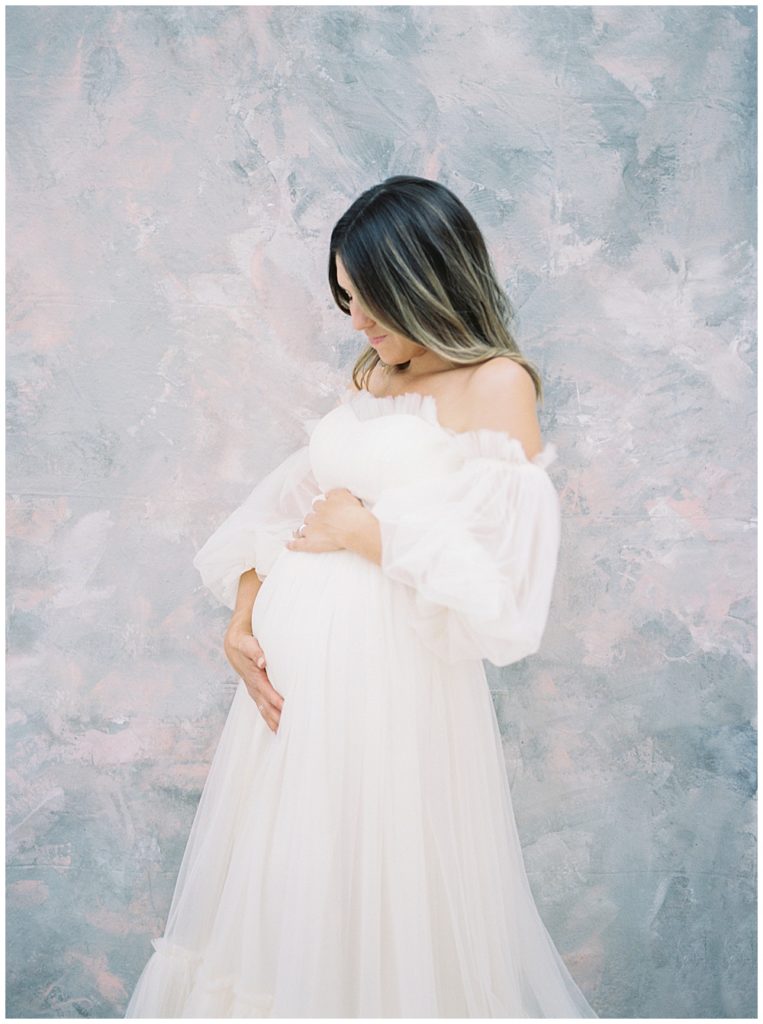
[{"left": 384, "top": 349, "right": 406, "bottom": 364}]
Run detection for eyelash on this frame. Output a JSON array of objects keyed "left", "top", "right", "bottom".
[{"left": 339, "top": 288, "right": 353, "bottom": 303}]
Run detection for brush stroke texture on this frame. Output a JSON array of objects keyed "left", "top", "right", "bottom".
[{"left": 6, "top": 6, "right": 756, "bottom": 1017}]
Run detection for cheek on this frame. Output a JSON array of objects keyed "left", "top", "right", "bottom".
[{"left": 393, "top": 335, "right": 420, "bottom": 356}]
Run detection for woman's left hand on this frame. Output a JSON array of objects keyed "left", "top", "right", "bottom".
[{"left": 286, "top": 488, "right": 366, "bottom": 554}]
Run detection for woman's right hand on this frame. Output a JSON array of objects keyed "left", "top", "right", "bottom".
[{"left": 223, "top": 624, "right": 284, "bottom": 734}]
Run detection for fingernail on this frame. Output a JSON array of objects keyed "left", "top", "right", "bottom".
[{"left": 257, "top": 657, "right": 265, "bottom": 668}]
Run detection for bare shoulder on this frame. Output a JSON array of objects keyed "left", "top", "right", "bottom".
[
  {"left": 467, "top": 355, "right": 537, "bottom": 403},
  {"left": 463, "top": 357, "right": 543, "bottom": 459}
]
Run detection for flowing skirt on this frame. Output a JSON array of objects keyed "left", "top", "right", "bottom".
[{"left": 125, "top": 547, "right": 596, "bottom": 1017}]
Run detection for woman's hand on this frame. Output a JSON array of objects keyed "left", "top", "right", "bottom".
[
  {"left": 223, "top": 622, "right": 284, "bottom": 734},
  {"left": 286, "top": 488, "right": 366, "bottom": 553}
]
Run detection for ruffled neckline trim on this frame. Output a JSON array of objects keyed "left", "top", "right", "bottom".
[{"left": 339, "top": 388, "right": 558, "bottom": 470}]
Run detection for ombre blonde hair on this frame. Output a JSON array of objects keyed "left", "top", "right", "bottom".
[{"left": 328, "top": 175, "right": 543, "bottom": 403}]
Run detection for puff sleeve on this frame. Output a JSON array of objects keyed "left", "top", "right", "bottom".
[
  {"left": 367, "top": 432, "right": 561, "bottom": 667},
  {"left": 192, "top": 438, "right": 322, "bottom": 610}
]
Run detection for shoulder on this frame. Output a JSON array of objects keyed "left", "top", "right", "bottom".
[
  {"left": 463, "top": 357, "right": 542, "bottom": 458},
  {"left": 468, "top": 355, "right": 536, "bottom": 398}
]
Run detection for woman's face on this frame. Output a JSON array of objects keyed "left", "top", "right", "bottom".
[{"left": 334, "top": 255, "right": 425, "bottom": 367}]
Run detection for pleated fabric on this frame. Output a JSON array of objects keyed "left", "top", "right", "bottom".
[{"left": 125, "top": 388, "right": 596, "bottom": 1018}]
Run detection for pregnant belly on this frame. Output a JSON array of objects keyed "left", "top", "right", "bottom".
[
  {"left": 251, "top": 547, "right": 394, "bottom": 694},
  {"left": 245, "top": 544, "right": 490, "bottom": 870},
  {"left": 248, "top": 546, "right": 452, "bottom": 758}
]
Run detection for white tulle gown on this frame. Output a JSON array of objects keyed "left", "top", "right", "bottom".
[{"left": 125, "top": 387, "right": 596, "bottom": 1018}]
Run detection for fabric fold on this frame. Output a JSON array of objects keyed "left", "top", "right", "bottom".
[
  {"left": 126, "top": 388, "right": 598, "bottom": 1019},
  {"left": 129, "top": 937, "right": 275, "bottom": 1017},
  {"left": 192, "top": 439, "right": 322, "bottom": 610},
  {"left": 191, "top": 387, "right": 563, "bottom": 666},
  {"left": 368, "top": 429, "right": 561, "bottom": 667}
]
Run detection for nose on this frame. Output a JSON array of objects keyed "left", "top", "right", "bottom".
[{"left": 349, "top": 297, "right": 374, "bottom": 331}]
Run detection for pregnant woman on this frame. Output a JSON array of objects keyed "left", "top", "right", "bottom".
[{"left": 125, "top": 175, "right": 596, "bottom": 1018}]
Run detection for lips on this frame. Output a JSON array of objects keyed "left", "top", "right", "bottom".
[{"left": 368, "top": 335, "right": 387, "bottom": 345}]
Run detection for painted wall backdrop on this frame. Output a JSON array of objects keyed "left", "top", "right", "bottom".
[{"left": 6, "top": 5, "right": 756, "bottom": 1018}]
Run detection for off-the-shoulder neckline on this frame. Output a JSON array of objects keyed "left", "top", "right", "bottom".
[{"left": 340, "top": 387, "right": 558, "bottom": 469}]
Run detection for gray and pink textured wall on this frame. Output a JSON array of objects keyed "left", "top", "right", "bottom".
[{"left": 7, "top": 5, "right": 756, "bottom": 1018}]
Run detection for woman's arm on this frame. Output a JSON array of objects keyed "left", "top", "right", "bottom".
[
  {"left": 286, "top": 490, "right": 383, "bottom": 565},
  {"left": 341, "top": 506, "right": 383, "bottom": 565},
  {"left": 225, "top": 567, "right": 263, "bottom": 636},
  {"left": 223, "top": 568, "right": 285, "bottom": 733},
  {"left": 285, "top": 489, "right": 382, "bottom": 565}
]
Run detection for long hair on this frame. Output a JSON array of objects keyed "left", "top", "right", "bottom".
[{"left": 328, "top": 175, "right": 543, "bottom": 402}]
